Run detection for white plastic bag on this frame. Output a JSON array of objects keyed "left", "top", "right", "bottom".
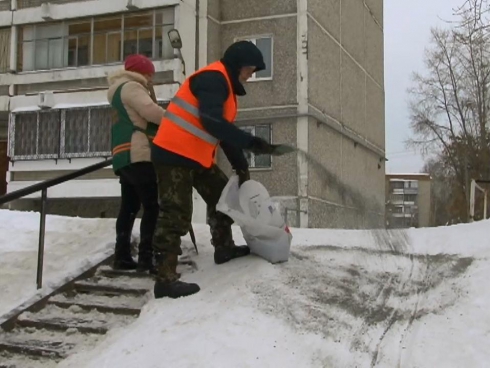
[{"left": 216, "top": 175, "right": 292, "bottom": 263}]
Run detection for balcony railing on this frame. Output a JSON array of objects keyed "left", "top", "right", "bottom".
[{"left": 9, "top": 102, "right": 169, "bottom": 161}]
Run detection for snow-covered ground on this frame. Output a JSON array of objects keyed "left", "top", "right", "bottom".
[
  {"left": 1, "top": 209, "right": 489, "bottom": 367},
  {"left": 0, "top": 210, "right": 116, "bottom": 321}
]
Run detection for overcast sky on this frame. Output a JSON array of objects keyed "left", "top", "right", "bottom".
[{"left": 384, "top": 0, "right": 465, "bottom": 173}]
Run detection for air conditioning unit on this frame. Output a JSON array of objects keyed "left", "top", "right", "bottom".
[
  {"left": 38, "top": 91, "right": 55, "bottom": 109},
  {"left": 126, "top": 0, "right": 139, "bottom": 10},
  {"left": 41, "top": 3, "right": 53, "bottom": 21}
]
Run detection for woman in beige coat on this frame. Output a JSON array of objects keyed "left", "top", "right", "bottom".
[{"left": 107, "top": 54, "right": 165, "bottom": 273}]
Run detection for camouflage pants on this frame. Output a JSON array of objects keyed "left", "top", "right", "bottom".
[{"left": 152, "top": 164, "right": 236, "bottom": 258}]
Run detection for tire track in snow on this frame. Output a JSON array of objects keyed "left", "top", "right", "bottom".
[
  {"left": 370, "top": 253, "right": 418, "bottom": 367},
  {"left": 252, "top": 245, "right": 474, "bottom": 368},
  {"left": 395, "top": 254, "right": 429, "bottom": 368},
  {"left": 394, "top": 255, "right": 472, "bottom": 367}
]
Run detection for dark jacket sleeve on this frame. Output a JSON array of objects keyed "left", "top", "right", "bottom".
[
  {"left": 220, "top": 140, "right": 249, "bottom": 171},
  {"left": 189, "top": 71, "right": 252, "bottom": 171},
  {"left": 189, "top": 71, "right": 254, "bottom": 149}
]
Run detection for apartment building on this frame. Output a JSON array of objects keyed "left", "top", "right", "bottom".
[
  {"left": 0, "top": 0, "right": 209, "bottom": 220},
  {"left": 0, "top": 0, "right": 385, "bottom": 228},
  {"left": 385, "top": 174, "right": 432, "bottom": 228},
  {"left": 212, "top": 0, "right": 386, "bottom": 228}
]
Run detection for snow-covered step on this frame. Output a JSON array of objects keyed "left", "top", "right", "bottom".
[
  {"left": 17, "top": 304, "right": 135, "bottom": 334},
  {"left": 97, "top": 259, "right": 198, "bottom": 279},
  {"left": 81, "top": 274, "right": 154, "bottom": 289},
  {"left": 16, "top": 316, "right": 109, "bottom": 335},
  {"left": 98, "top": 266, "right": 155, "bottom": 279},
  {"left": 47, "top": 291, "right": 147, "bottom": 316},
  {"left": 0, "top": 338, "right": 73, "bottom": 360},
  {"left": 0, "top": 351, "right": 57, "bottom": 368},
  {"left": 74, "top": 279, "right": 150, "bottom": 296},
  {"left": 0, "top": 322, "right": 104, "bottom": 365},
  {"left": 0, "top": 261, "right": 158, "bottom": 368}
]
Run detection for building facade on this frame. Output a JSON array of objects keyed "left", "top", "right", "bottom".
[
  {"left": 0, "top": 0, "right": 385, "bottom": 228},
  {"left": 385, "top": 174, "right": 432, "bottom": 229}
]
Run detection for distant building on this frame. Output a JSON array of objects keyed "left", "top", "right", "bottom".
[{"left": 385, "top": 174, "right": 432, "bottom": 228}]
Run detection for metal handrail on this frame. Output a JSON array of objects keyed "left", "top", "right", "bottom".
[{"left": 0, "top": 158, "right": 113, "bottom": 289}]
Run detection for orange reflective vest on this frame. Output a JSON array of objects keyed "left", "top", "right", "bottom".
[{"left": 152, "top": 61, "right": 237, "bottom": 168}]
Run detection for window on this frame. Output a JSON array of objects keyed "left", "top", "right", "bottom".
[
  {"left": 404, "top": 180, "right": 418, "bottom": 189},
  {"left": 11, "top": 111, "right": 60, "bottom": 159},
  {"left": 392, "top": 206, "right": 403, "bottom": 214},
  {"left": 240, "top": 124, "right": 272, "bottom": 168},
  {"left": 0, "top": 28, "right": 10, "bottom": 73},
  {"left": 236, "top": 36, "right": 273, "bottom": 80},
  {"left": 404, "top": 194, "right": 417, "bottom": 202},
  {"left": 0, "top": 1, "right": 10, "bottom": 11},
  {"left": 390, "top": 194, "right": 403, "bottom": 202},
  {"left": 67, "top": 21, "right": 90, "bottom": 67},
  {"left": 390, "top": 181, "right": 404, "bottom": 189},
  {"left": 17, "top": 8, "right": 175, "bottom": 71},
  {"left": 62, "top": 106, "right": 113, "bottom": 158}
]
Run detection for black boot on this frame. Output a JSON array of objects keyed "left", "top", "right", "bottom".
[
  {"left": 137, "top": 251, "right": 156, "bottom": 274},
  {"left": 113, "top": 248, "right": 137, "bottom": 270},
  {"left": 154, "top": 280, "right": 200, "bottom": 299},
  {"left": 208, "top": 212, "right": 250, "bottom": 265},
  {"left": 153, "top": 252, "right": 200, "bottom": 299},
  {"left": 113, "top": 233, "right": 137, "bottom": 270},
  {"left": 214, "top": 245, "right": 251, "bottom": 265}
]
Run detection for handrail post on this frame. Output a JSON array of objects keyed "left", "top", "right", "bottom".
[
  {"left": 484, "top": 190, "right": 488, "bottom": 220},
  {"left": 469, "top": 179, "right": 476, "bottom": 222},
  {"left": 36, "top": 188, "right": 48, "bottom": 289}
]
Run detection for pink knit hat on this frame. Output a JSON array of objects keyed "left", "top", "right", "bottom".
[{"left": 124, "top": 54, "right": 155, "bottom": 75}]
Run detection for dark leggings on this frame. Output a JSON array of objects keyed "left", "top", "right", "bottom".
[{"left": 115, "top": 162, "right": 159, "bottom": 255}]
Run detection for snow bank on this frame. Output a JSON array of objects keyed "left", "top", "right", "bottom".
[{"left": 0, "top": 209, "right": 116, "bottom": 320}]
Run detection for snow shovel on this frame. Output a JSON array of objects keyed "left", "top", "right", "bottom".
[
  {"left": 189, "top": 226, "right": 198, "bottom": 254},
  {"left": 271, "top": 144, "right": 296, "bottom": 156}
]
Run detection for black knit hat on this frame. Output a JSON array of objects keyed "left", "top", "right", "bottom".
[{"left": 221, "top": 40, "right": 266, "bottom": 73}]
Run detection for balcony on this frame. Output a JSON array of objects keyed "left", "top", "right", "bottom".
[
  {"left": 16, "top": 9, "right": 175, "bottom": 73},
  {"left": 404, "top": 188, "right": 418, "bottom": 195}
]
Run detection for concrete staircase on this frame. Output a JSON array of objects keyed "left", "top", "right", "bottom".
[{"left": 0, "top": 258, "right": 197, "bottom": 368}]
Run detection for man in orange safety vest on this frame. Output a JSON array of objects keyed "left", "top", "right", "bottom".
[{"left": 151, "top": 41, "right": 283, "bottom": 299}]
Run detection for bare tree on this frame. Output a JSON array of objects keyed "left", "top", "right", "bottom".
[
  {"left": 408, "top": 0, "right": 490, "bottom": 221},
  {"left": 422, "top": 157, "right": 454, "bottom": 225}
]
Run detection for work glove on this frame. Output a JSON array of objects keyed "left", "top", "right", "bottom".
[
  {"left": 248, "top": 137, "right": 276, "bottom": 155},
  {"left": 237, "top": 168, "right": 250, "bottom": 187}
]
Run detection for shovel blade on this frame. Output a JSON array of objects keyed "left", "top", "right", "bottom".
[{"left": 272, "top": 144, "right": 296, "bottom": 156}]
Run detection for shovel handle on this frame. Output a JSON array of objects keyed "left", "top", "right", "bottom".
[{"left": 148, "top": 84, "right": 157, "bottom": 103}]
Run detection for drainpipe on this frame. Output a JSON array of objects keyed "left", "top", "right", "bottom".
[{"left": 195, "top": 0, "right": 199, "bottom": 71}]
